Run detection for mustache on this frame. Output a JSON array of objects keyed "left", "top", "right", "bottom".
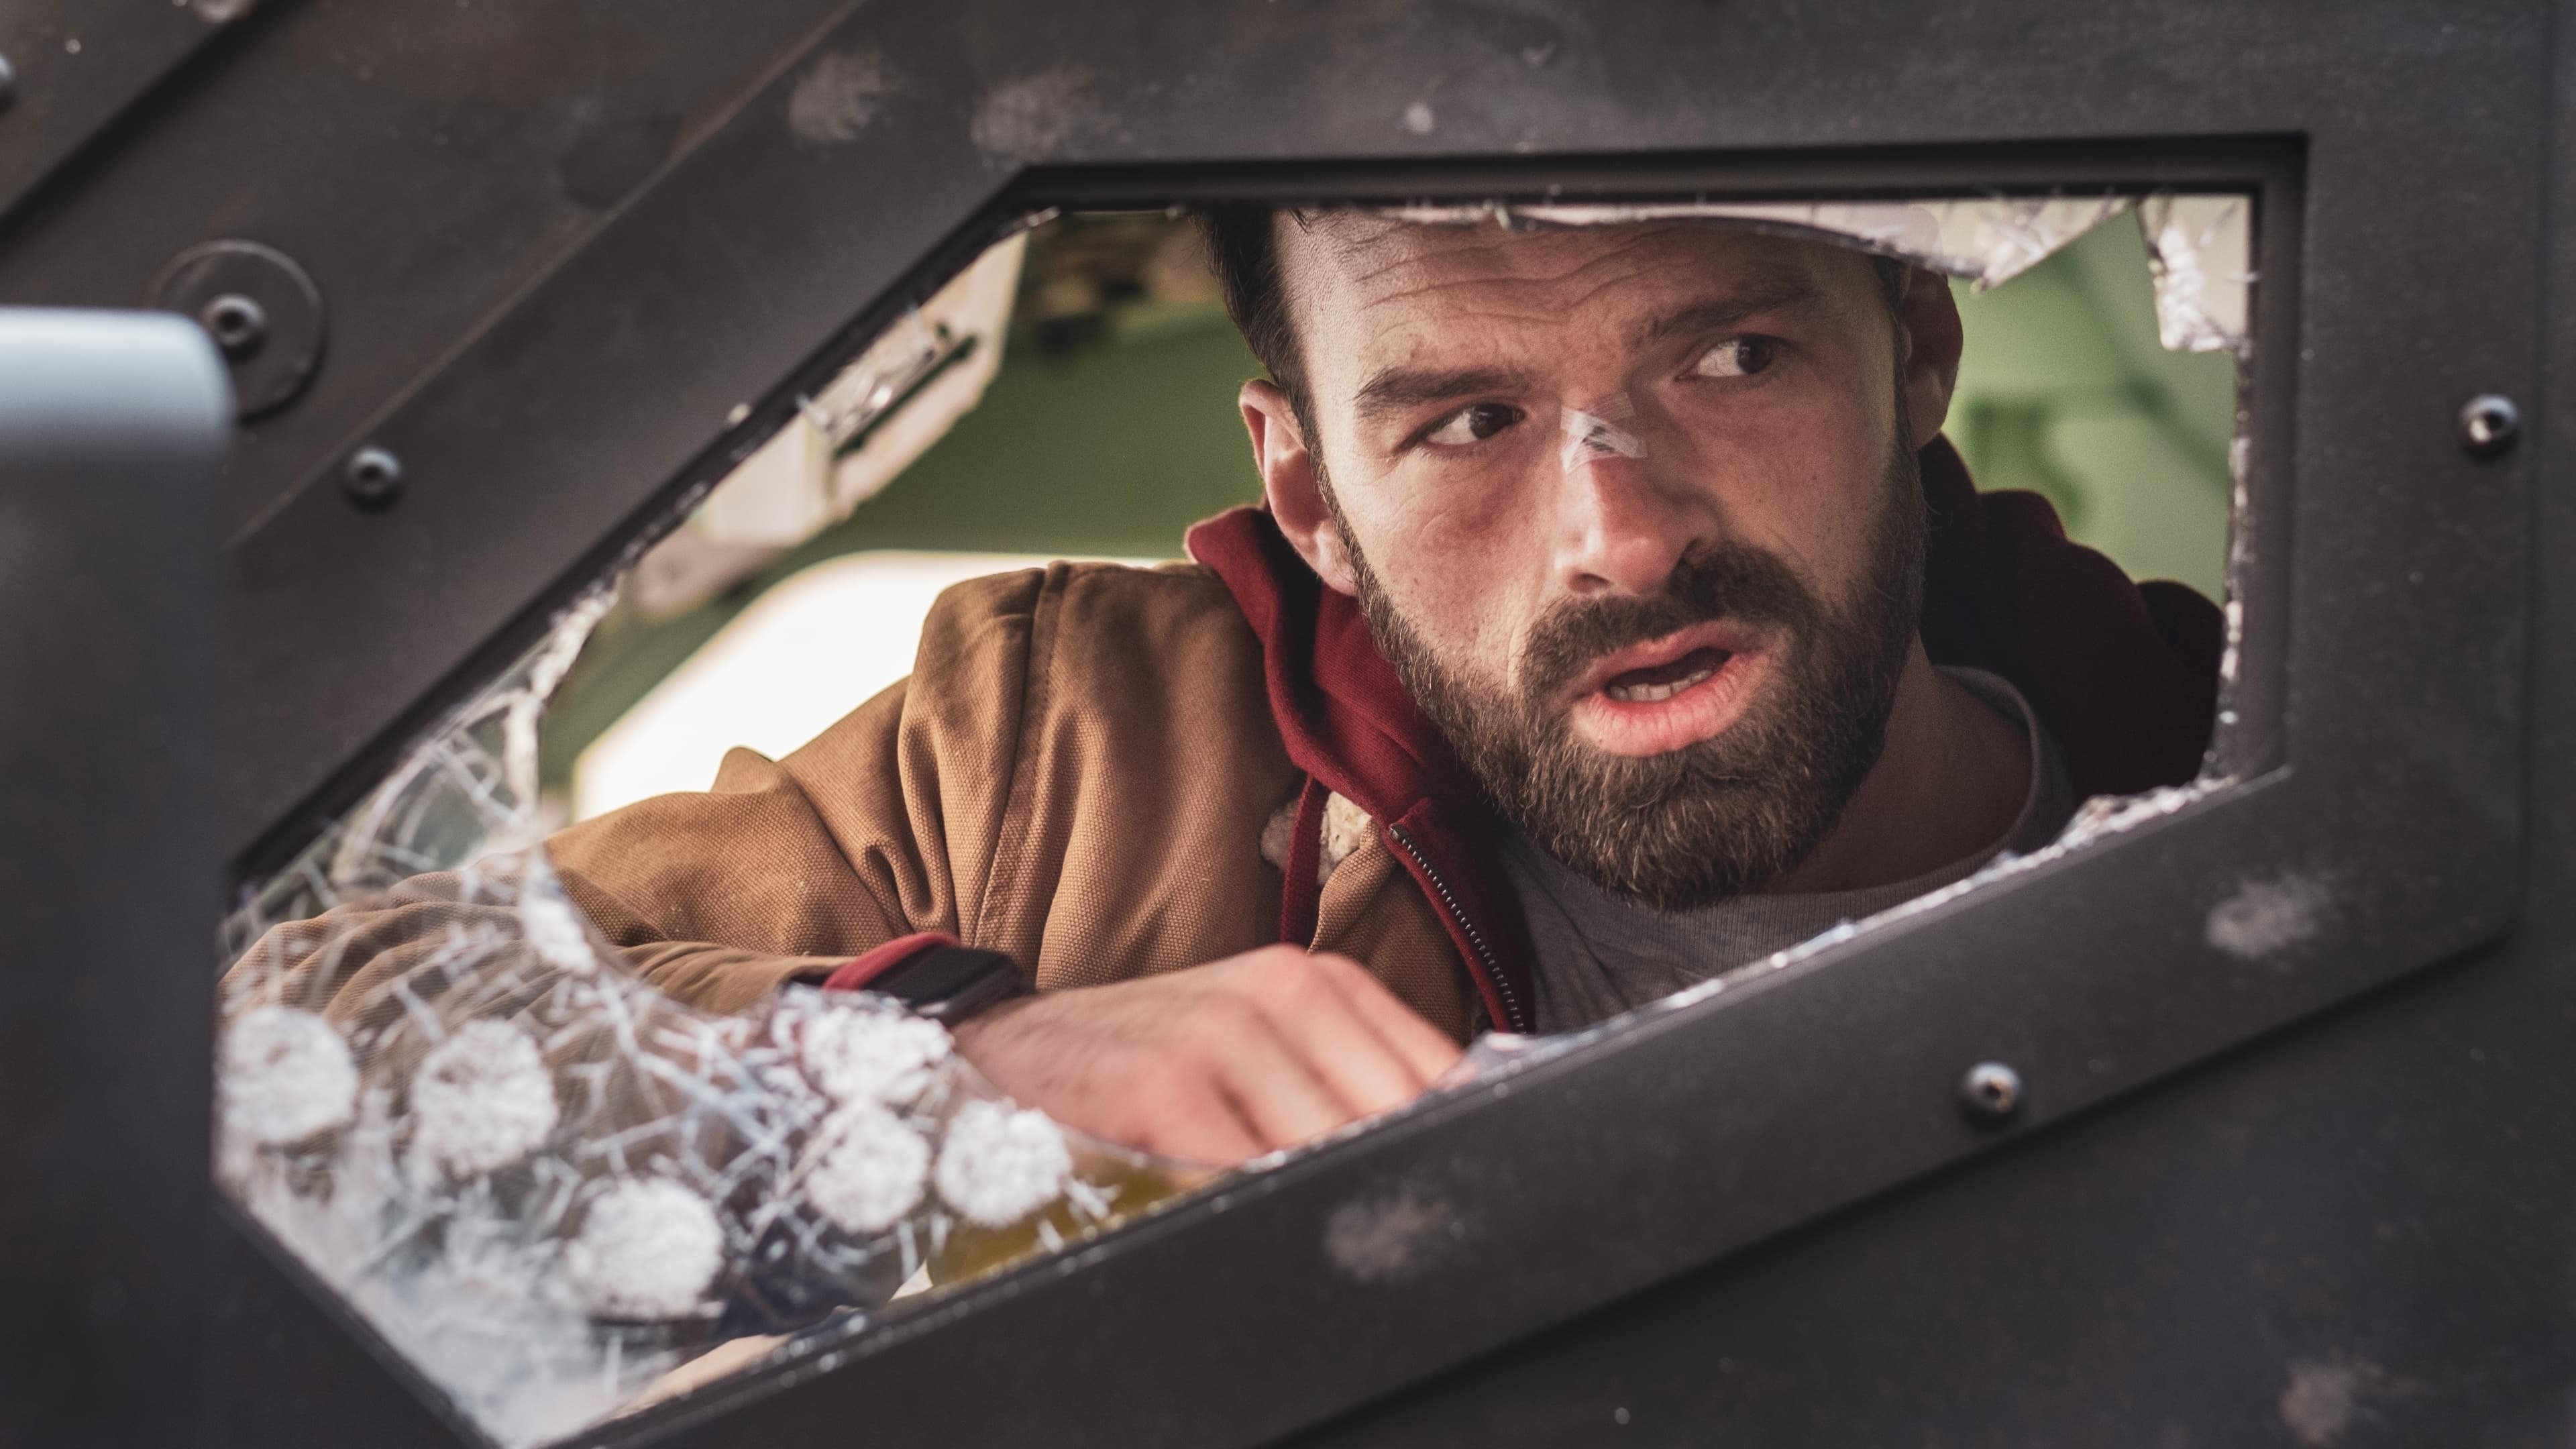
[{"left": 1515, "top": 541, "right": 1823, "bottom": 705}]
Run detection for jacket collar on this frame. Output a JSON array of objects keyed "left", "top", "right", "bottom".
[
  {"left": 1185, "top": 491, "right": 1538, "bottom": 1030},
  {"left": 1185, "top": 437, "right": 2221, "bottom": 1034}
]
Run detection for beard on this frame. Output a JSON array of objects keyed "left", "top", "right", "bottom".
[{"left": 1331, "top": 435, "right": 1927, "bottom": 911}]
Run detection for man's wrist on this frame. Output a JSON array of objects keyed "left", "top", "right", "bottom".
[{"left": 825, "top": 934, "right": 1030, "bottom": 1025}]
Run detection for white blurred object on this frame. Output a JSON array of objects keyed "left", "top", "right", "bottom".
[
  {"left": 219, "top": 1005, "right": 358, "bottom": 1147},
  {"left": 575, "top": 550, "right": 1152, "bottom": 820},
  {"left": 2135, "top": 194, "right": 2253, "bottom": 356},
  {"left": 1381, "top": 191, "right": 2250, "bottom": 317},
  {"left": 560, "top": 1178, "right": 726, "bottom": 1322},
  {"left": 934, "top": 1099, "right": 1073, "bottom": 1228},
  {"left": 633, "top": 233, "right": 1028, "bottom": 619}
]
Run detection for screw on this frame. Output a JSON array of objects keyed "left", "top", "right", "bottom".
[
  {"left": 0, "top": 53, "right": 17, "bottom": 113},
  {"left": 2458, "top": 394, "right": 2520, "bottom": 460},
  {"left": 342, "top": 445, "right": 405, "bottom": 509},
  {"left": 1958, "top": 1061, "right": 2024, "bottom": 1122},
  {"left": 199, "top": 292, "right": 268, "bottom": 361}
]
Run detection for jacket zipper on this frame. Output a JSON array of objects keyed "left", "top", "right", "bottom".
[{"left": 1386, "top": 822, "right": 1529, "bottom": 1034}]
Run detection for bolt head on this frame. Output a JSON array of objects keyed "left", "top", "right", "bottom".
[
  {"left": 0, "top": 54, "right": 17, "bottom": 113},
  {"left": 2459, "top": 394, "right": 2520, "bottom": 460},
  {"left": 1958, "top": 1061, "right": 2024, "bottom": 1122},
  {"left": 199, "top": 292, "right": 269, "bottom": 361},
  {"left": 342, "top": 445, "right": 405, "bottom": 509}
]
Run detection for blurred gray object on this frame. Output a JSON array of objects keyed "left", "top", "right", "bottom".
[{"left": 0, "top": 309, "right": 228, "bottom": 1448}]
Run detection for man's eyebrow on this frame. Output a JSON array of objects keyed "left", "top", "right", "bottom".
[
  {"left": 1350, "top": 365, "right": 1538, "bottom": 423},
  {"left": 1627, "top": 270, "right": 1826, "bottom": 352},
  {"left": 1346, "top": 270, "right": 1832, "bottom": 421}
]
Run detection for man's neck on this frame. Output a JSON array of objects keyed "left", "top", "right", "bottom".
[{"left": 1766, "top": 639, "right": 2031, "bottom": 894}]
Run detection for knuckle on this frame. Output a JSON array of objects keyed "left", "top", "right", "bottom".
[
  {"left": 1260, "top": 957, "right": 1332, "bottom": 1007},
  {"left": 1189, "top": 991, "right": 1267, "bottom": 1042},
  {"left": 1242, "top": 943, "right": 1309, "bottom": 974},
  {"left": 1309, "top": 951, "right": 1375, "bottom": 989},
  {"left": 1128, "top": 1055, "right": 1195, "bottom": 1107}
]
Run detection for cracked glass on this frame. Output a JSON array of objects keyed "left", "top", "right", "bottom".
[{"left": 219, "top": 189, "right": 2257, "bottom": 1443}]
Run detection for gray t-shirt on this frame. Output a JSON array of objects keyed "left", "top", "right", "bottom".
[{"left": 1502, "top": 667, "right": 2076, "bottom": 1034}]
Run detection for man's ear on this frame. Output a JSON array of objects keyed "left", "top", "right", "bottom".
[
  {"left": 1894, "top": 265, "right": 1965, "bottom": 450},
  {"left": 1240, "top": 378, "right": 1360, "bottom": 596}
]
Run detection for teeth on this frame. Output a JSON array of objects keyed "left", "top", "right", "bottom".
[{"left": 1605, "top": 663, "right": 1716, "bottom": 704}]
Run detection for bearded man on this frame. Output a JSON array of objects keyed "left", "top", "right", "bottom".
[{"left": 263, "top": 211, "right": 2221, "bottom": 1168}]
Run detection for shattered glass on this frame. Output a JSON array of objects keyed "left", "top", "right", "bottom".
[
  {"left": 1279, "top": 189, "right": 2263, "bottom": 1085},
  {"left": 2134, "top": 194, "right": 2252, "bottom": 357},
  {"left": 217, "top": 591, "right": 1203, "bottom": 1446},
  {"left": 217, "top": 187, "right": 2257, "bottom": 1444},
  {"left": 1383, "top": 191, "right": 2251, "bottom": 344},
  {"left": 1397, "top": 188, "right": 2257, "bottom": 774},
  {"left": 635, "top": 234, "right": 1026, "bottom": 619}
]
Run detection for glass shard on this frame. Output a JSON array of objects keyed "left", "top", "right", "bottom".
[
  {"left": 1379, "top": 194, "right": 2135, "bottom": 288},
  {"left": 2135, "top": 194, "right": 2253, "bottom": 357},
  {"left": 217, "top": 587, "right": 1195, "bottom": 1446}
]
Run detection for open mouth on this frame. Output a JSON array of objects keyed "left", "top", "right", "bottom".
[
  {"left": 1602, "top": 645, "right": 1731, "bottom": 704},
  {"left": 1564, "top": 624, "right": 1775, "bottom": 757}
]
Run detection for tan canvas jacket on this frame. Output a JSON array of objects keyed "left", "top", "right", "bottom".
[
  {"left": 545, "top": 560, "right": 1480, "bottom": 1038},
  {"left": 246, "top": 445, "right": 2226, "bottom": 1048}
]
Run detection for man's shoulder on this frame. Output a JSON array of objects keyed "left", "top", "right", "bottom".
[
  {"left": 918, "top": 558, "right": 1273, "bottom": 722},
  {"left": 926, "top": 557, "right": 1242, "bottom": 630}
]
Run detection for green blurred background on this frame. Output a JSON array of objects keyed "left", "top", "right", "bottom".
[{"left": 541, "top": 213, "right": 2237, "bottom": 798}]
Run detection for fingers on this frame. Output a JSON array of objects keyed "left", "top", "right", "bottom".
[
  {"left": 1198, "top": 996, "right": 1362, "bottom": 1152},
  {"left": 945, "top": 947, "right": 1472, "bottom": 1171},
  {"left": 1133, "top": 1073, "right": 1271, "bottom": 1166},
  {"left": 1203, "top": 949, "right": 1464, "bottom": 1152},
  {"left": 1248, "top": 953, "right": 1444, "bottom": 1121},
  {"left": 1306, "top": 952, "right": 1468, "bottom": 1087},
  {"left": 957, "top": 995, "right": 1276, "bottom": 1167}
]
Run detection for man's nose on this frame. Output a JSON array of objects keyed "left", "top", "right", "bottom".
[{"left": 1548, "top": 429, "right": 1715, "bottom": 598}]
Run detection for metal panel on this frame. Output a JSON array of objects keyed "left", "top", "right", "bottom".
[
  {"left": 201, "top": 1199, "right": 482, "bottom": 1449},
  {"left": 0, "top": 0, "right": 861, "bottom": 537},
  {"left": 1286, "top": 53, "right": 2576, "bottom": 1429},
  {"left": 2, "top": 1, "right": 2549, "bottom": 1445},
  {"left": 1279, "top": 928, "right": 2576, "bottom": 1447},
  {"left": 0, "top": 311, "right": 228, "bottom": 1447},
  {"left": 0, "top": 0, "right": 245, "bottom": 218}
]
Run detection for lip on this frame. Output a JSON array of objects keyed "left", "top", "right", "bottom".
[{"left": 1562, "top": 620, "right": 1776, "bottom": 758}]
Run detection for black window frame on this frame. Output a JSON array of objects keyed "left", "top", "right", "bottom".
[{"left": 3, "top": 3, "right": 2537, "bottom": 1446}]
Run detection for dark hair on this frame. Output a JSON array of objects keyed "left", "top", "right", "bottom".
[
  {"left": 1197, "top": 205, "right": 1318, "bottom": 437},
  {"left": 1195, "top": 205, "right": 1916, "bottom": 444}
]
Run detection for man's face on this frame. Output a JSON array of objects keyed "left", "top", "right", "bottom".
[{"left": 1267, "top": 217, "right": 1935, "bottom": 908}]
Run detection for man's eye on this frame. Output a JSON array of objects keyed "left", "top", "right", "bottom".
[
  {"left": 1690, "top": 336, "right": 1779, "bottom": 379},
  {"left": 1422, "top": 402, "right": 1522, "bottom": 446}
]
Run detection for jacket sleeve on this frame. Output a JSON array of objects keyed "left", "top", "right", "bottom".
[{"left": 231, "top": 568, "right": 1046, "bottom": 1020}]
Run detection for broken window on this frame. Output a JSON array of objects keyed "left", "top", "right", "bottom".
[{"left": 216, "top": 190, "right": 2258, "bottom": 1444}]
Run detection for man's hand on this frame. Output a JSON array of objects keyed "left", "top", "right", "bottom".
[{"left": 947, "top": 946, "right": 1463, "bottom": 1167}]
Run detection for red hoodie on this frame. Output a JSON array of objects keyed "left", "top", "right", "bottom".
[{"left": 1182, "top": 437, "right": 2222, "bottom": 1033}]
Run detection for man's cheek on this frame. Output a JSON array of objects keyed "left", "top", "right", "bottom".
[
  {"left": 1735, "top": 440, "right": 1884, "bottom": 592},
  {"left": 1385, "top": 560, "right": 1517, "bottom": 686},
  {"left": 1388, "top": 472, "right": 1527, "bottom": 552}
]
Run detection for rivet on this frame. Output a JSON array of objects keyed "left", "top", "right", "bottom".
[
  {"left": 199, "top": 293, "right": 268, "bottom": 361},
  {"left": 149, "top": 240, "right": 326, "bottom": 419},
  {"left": 1958, "top": 1061, "right": 2023, "bottom": 1122},
  {"left": 2458, "top": 394, "right": 2520, "bottom": 460},
  {"left": 342, "top": 445, "right": 405, "bottom": 509}
]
